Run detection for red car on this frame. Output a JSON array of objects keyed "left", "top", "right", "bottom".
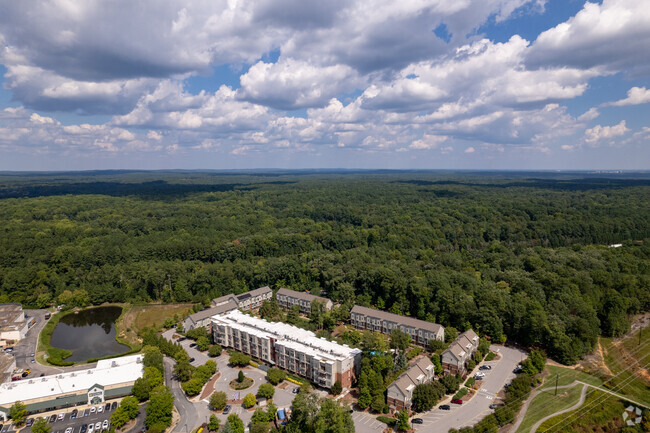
[{"left": 451, "top": 398, "right": 463, "bottom": 405}]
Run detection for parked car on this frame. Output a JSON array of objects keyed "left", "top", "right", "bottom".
[
  {"left": 49, "top": 415, "right": 57, "bottom": 423},
  {"left": 57, "top": 413, "right": 65, "bottom": 421},
  {"left": 178, "top": 337, "right": 186, "bottom": 342},
  {"left": 513, "top": 364, "right": 523, "bottom": 373},
  {"left": 88, "top": 423, "right": 94, "bottom": 433},
  {"left": 71, "top": 409, "right": 78, "bottom": 419},
  {"left": 292, "top": 387, "right": 300, "bottom": 394},
  {"left": 439, "top": 405, "right": 451, "bottom": 410},
  {"left": 84, "top": 409, "right": 90, "bottom": 417},
  {"left": 102, "top": 420, "right": 109, "bottom": 430},
  {"left": 0, "top": 424, "right": 3, "bottom": 432},
  {"left": 223, "top": 405, "right": 231, "bottom": 415},
  {"left": 95, "top": 422, "right": 101, "bottom": 431},
  {"left": 479, "top": 365, "right": 492, "bottom": 370},
  {"left": 31, "top": 359, "right": 35, "bottom": 363},
  {"left": 65, "top": 427, "right": 73, "bottom": 433},
  {"left": 111, "top": 402, "right": 118, "bottom": 411},
  {"left": 412, "top": 418, "right": 423, "bottom": 424},
  {"left": 489, "top": 404, "right": 501, "bottom": 409},
  {"left": 97, "top": 405, "right": 103, "bottom": 413},
  {"left": 1, "top": 425, "right": 8, "bottom": 433},
  {"left": 451, "top": 399, "right": 463, "bottom": 405},
  {"left": 90, "top": 407, "right": 96, "bottom": 414},
  {"left": 475, "top": 371, "right": 485, "bottom": 377},
  {"left": 188, "top": 357, "right": 195, "bottom": 363},
  {"left": 81, "top": 424, "right": 88, "bottom": 433},
  {"left": 40, "top": 373, "right": 45, "bottom": 377},
  {"left": 30, "top": 352, "right": 35, "bottom": 357},
  {"left": 26, "top": 418, "right": 34, "bottom": 427},
  {"left": 189, "top": 343, "right": 197, "bottom": 348},
  {"left": 105, "top": 403, "right": 111, "bottom": 411}
]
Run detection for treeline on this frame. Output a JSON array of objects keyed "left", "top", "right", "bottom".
[{"left": 0, "top": 172, "right": 649, "bottom": 364}]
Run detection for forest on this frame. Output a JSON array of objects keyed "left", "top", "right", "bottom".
[{"left": 0, "top": 170, "right": 648, "bottom": 365}]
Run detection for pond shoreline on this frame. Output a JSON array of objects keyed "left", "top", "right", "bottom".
[{"left": 39, "top": 304, "right": 141, "bottom": 366}]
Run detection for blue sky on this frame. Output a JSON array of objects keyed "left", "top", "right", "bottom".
[{"left": 0, "top": 0, "right": 649, "bottom": 170}]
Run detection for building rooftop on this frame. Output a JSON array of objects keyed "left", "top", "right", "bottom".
[
  {"left": 276, "top": 288, "right": 330, "bottom": 305},
  {"left": 0, "top": 354, "right": 144, "bottom": 405},
  {"left": 389, "top": 357, "right": 434, "bottom": 395},
  {"left": 351, "top": 305, "right": 444, "bottom": 334},
  {"left": 187, "top": 301, "right": 238, "bottom": 324},
  {"left": 0, "top": 304, "right": 26, "bottom": 333},
  {"left": 0, "top": 352, "right": 15, "bottom": 383},
  {"left": 213, "top": 310, "right": 360, "bottom": 363}
]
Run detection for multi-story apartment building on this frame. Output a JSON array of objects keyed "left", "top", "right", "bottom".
[
  {"left": 350, "top": 305, "right": 444, "bottom": 347},
  {"left": 276, "top": 288, "right": 333, "bottom": 314},
  {"left": 212, "top": 310, "right": 361, "bottom": 389},
  {"left": 387, "top": 357, "right": 435, "bottom": 411},
  {"left": 441, "top": 329, "right": 480, "bottom": 375},
  {"left": 211, "top": 286, "right": 273, "bottom": 311}
]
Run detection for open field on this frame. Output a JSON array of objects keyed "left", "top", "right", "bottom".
[
  {"left": 599, "top": 329, "right": 650, "bottom": 404},
  {"left": 117, "top": 303, "right": 193, "bottom": 346},
  {"left": 545, "top": 365, "right": 603, "bottom": 388},
  {"left": 515, "top": 383, "right": 585, "bottom": 433}
]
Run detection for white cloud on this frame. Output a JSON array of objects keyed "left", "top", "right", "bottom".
[
  {"left": 607, "top": 87, "right": 650, "bottom": 107},
  {"left": 584, "top": 120, "right": 629, "bottom": 144},
  {"left": 464, "top": 146, "right": 475, "bottom": 153},
  {"left": 409, "top": 134, "right": 447, "bottom": 150}
]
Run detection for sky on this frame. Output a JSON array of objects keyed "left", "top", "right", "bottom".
[{"left": 0, "top": 0, "right": 649, "bottom": 171}]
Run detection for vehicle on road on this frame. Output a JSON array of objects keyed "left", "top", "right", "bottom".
[
  {"left": 189, "top": 343, "right": 197, "bottom": 348},
  {"left": 188, "top": 357, "right": 195, "bottom": 363},
  {"left": 105, "top": 403, "right": 111, "bottom": 411},
  {"left": 489, "top": 404, "right": 501, "bottom": 409},
  {"left": 24, "top": 369, "right": 31, "bottom": 375},
  {"left": 71, "top": 409, "right": 78, "bottom": 419},
  {"left": 102, "top": 420, "right": 109, "bottom": 430},
  {"left": 49, "top": 415, "right": 57, "bottom": 423},
  {"left": 479, "top": 365, "right": 492, "bottom": 370},
  {"left": 88, "top": 423, "right": 94, "bottom": 433},
  {"left": 31, "top": 359, "right": 35, "bottom": 363},
  {"left": 26, "top": 418, "right": 34, "bottom": 427},
  {"left": 81, "top": 424, "right": 87, "bottom": 433},
  {"left": 292, "top": 387, "right": 300, "bottom": 394},
  {"left": 513, "top": 365, "right": 523, "bottom": 373},
  {"left": 439, "top": 405, "right": 450, "bottom": 410},
  {"left": 111, "top": 402, "right": 117, "bottom": 411},
  {"left": 223, "top": 405, "right": 231, "bottom": 414},
  {"left": 451, "top": 399, "right": 463, "bottom": 405},
  {"left": 65, "top": 427, "right": 73, "bottom": 433},
  {"left": 97, "top": 405, "right": 103, "bottom": 413},
  {"left": 412, "top": 418, "right": 423, "bottom": 424},
  {"left": 30, "top": 353, "right": 35, "bottom": 357},
  {"left": 178, "top": 337, "right": 186, "bottom": 342}
]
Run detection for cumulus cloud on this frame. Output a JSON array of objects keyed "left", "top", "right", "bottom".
[
  {"left": 464, "top": 146, "right": 476, "bottom": 153},
  {"left": 607, "top": 87, "right": 650, "bottom": 107},
  {"left": 584, "top": 120, "right": 629, "bottom": 144}
]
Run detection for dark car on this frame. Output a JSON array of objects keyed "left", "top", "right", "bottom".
[
  {"left": 439, "top": 405, "right": 450, "bottom": 410},
  {"left": 40, "top": 373, "right": 45, "bottom": 377},
  {"left": 26, "top": 418, "right": 34, "bottom": 427},
  {"left": 111, "top": 402, "right": 118, "bottom": 411},
  {"left": 479, "top": 365, "right": 492, "bottom": 370},
  {"left": 0, "top": 425, "right": 3, "bottom": 432},
  {"left": 451, "top": 399, "right": 463, "bottom": 405},
  {"left": 84, "top": 409, "right": 90, "bottom": 417},
  {"left": 188, "top": 358, "right": 195, "bottom": 363},
  {"left": 80, "top": 424, "right": 87, "bottom": 433},
  {"left": 412, "top": 418, "right": 423, "bottom": 424},
  {"left": 489, "top": 404, "right": 501, "bottom": 409},
  {"left": 71, "top": 409, "right": 78, "bottom": 419},
  {"left": 223, "top": 405, "right": 231, "bottom": 415},
  {"left": 105, "top": 403, "right": 111, "bottom": 411},
  {"left": 49, "top": 414, "right": 57, "bottom": 423},
  {"left": 292, "top": 387, "right": 300, "bottom": 394},
  {"left": 189, "top": 343, "right": 197, "bottom": 348},
  {"left": 178, "top": 337, "right": 186, "bottom": 342},
  {"left": 2, "top": 425, "right": 9, "bottom": 433}
]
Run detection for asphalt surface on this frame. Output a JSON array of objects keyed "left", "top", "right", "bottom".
[{"left": 19, "top": 405, "right": 115, "bottom": 433}]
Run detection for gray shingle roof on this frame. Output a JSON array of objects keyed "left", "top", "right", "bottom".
[
  {"left": 276, "top": 287, "right": 330, "bottom": 305},
  {"left": 187, "top": 300, "right": 238, "bottom": 324},
  {"left": 389, "top": 357, "right": 434, "bottom": 395},
  {"left": 350, "top": 305, "right": 444, "bottom": 334}
]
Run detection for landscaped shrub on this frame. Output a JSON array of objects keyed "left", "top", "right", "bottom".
[
  {"left": 377, "top": 416, "right": 396, "bottom": 426},
  {"left": 453, "top": 387, "right": 468, "bottom": 400},
  {"left": 267, "top": 368, "right": 286, "bottom": 385}
]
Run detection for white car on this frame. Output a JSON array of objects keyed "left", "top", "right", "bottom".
[
  {"left": 57, "top": 413, "right": 65, "bottom": 421},
  {"left": 65, "top": 428, "right": 73, "bottom": 433},
  {"left": 97, "top": 405, "right": 103, "bottom": 413},
  {"left": 102, "top": 420, "right": 109, "bottom": 430},
  {"left": 95, "top": 422, "right": 101, "bottom": 431},
  {"left": 88, "top": 424, "right": 94, "bottom": 433},
  {"left": 90, "top": 407, "right": 96, "bottom": 414}
]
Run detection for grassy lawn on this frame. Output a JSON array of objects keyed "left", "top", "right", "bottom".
[
  {"left": 117, "top": 303, "right": 193, "bottom": 346},
  {"left": 537, "top": 389, "right": 628, "bottom": 433},
  {"left": 544, "top": 365, "right": 603, "bottom": 389},
  {"left": 515, "top": 383, "right": 584, "bottom": 433},
  {"left": 600, "top": 330, "right": 650, "bottom": 404}
]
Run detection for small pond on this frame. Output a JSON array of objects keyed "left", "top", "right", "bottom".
[{"left": 50, "top": 306, "right": 130, "bottom": 362}]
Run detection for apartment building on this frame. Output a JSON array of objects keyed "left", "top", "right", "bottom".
[
  {"left": 387, "top": 357, "right": 435, "bottom": 411},
  {"left": 210, "top": 286, "right": 273, "bottom": 311},
  {"left": 276, "top": 288, "right": 333, "bottom": 314},
  {"left": 0, "top": 303, "right": 31, "bottom": 344},
  {"left": 441, "top": 329, "right": 480, "bottom": 375},
  {"left": 350, "top": 305, "right": 444, "bottom": 347},
  {"left": 212, "top": 310, "right": 361, "bottom": 389}
]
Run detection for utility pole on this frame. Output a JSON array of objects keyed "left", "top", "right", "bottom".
[
  {"left": 555, "top": 374, "right": 559, "bottom": 396},
  {"left": 640, "top": 328, "right": 643, "bottom": 346}
]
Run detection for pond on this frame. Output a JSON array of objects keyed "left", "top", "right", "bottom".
[{"left": 50, "top": 306, "right": 130, "bottom": 362}]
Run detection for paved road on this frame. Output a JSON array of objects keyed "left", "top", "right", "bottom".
[
  {"left": 413, "top": 345, "right": 525, "bottom": 432},
  {"left": 164, "top": 356, "right": 200, "bottom": 433}
]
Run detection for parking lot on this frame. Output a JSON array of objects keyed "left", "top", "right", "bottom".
[{"left": 14, "top": 403, "right": 118, "bottom": 433}]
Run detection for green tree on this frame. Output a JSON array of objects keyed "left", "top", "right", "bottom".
[
  {"left": 390, "top": 329, "right": 411, "bottom": 352},
  {"left": 208, "top": 345, "right": 222, "bottom": 357},
  {"left": 226, "top": 414, "right": 245, "bottom": 433},
  {"left": 238, "top": 370, "right": 245, "bottom": 383},
  {"left": 121, "top": 396, "right": 140, "bottom": 419},
  {"left": 110, "top": 407, "right": 130, "bottom": 430},
  {"left": 267, "top": 368, "right": 286, "bottom": 385},
  {"left": 314, "top": 399, "right": 355, "bottom": 433},
  {"left": 173, "top": 358, "right": 193, "bottom": 382},
  {"left": 257, "top": 383, "right": 275, "bottom": 399},
  {"left": 210, "top": 391, "right": 228, "bottom": 411},
  {"left": 287, "top": 305, "right": 301, "bottom": 325},
  {"left": 330, "top": 380, "right": 342, "bottom": 396},
  {"left": 412, "top": 382, "right": 444, "bottom": 412},
  {"left": 243, "top": 393, "right": 257, "bottom": 408},
  {"left": 250, "top": 423, "right": 270, "bottom": 433},
  {"left": 145, "top": 385, "right": 174, "bottom": 430},
  {"left": 440, "top": 374, "right": 461, "bottom": 394},
  {"left": 208, "top": 414, "right": 220, "bottom": 432},
  {"left": 229, "top": 352, "right": 251, "bottom": 367},
  {"left": 9, "top": 401, "right": 27, "bottom": 425},
  {"left": 143, "top": 345, "right": 164, "bottom": 374},
  {"left": 196, "top": 336, "right": 210, "bottom": 351},
  {"left": 31, "top": 417, "right": 51, "bottom": 433},
  {"left": 396, "top": 410, "right": 410, "bottom": 432}
]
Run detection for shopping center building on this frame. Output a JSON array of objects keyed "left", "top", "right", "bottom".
[{"left": 0, "top": 354, "right": 143, "bottom": 420}]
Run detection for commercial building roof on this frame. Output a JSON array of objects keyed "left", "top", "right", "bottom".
[
  {"left": 213, "top": 310, "right": 360, "bottom": 363},
  {"left": 350, "top": 305, "right": 444, "bottom": 334},
  {"left": 0, "top": 354, "right": 143, "bottom": 406},
  {"left": 0, "top": 303, "right": 26, "bottom": 333},
  {"left": 276, "top": 288, "right": 330, "bottom": 305}
]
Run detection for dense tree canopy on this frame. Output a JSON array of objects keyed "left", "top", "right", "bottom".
[{"left": 0, "top": 172, "right": 648, "bottom": 364}]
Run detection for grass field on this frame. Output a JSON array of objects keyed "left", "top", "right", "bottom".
[
  {"left": 515, "top": 383, "right": 585, "bottom": 433},
  {"left": 545, "top": 365, "right": 603, "bottom": 388},
  {"left": 600, "top": 329, "right": 650, "bottom": 404},
  {"left": 117, "top": 303, "right": 193, "bottom": 346},
  {"left": 537, "top": 389, "right": 629, "bottom": 433}
]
